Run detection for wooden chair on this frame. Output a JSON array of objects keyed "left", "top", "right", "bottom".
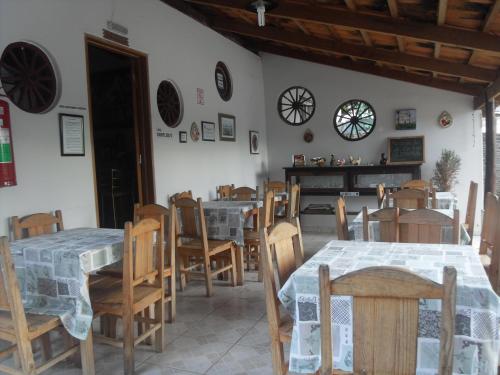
[
  {"left": 266, "top": 181, "right": 288, "bottom": 219},
  {"left": 216, "top": 184, "right": 234, "bottom": 200},
  {"left": 0, "top": 237, "right": 84, "bottom": 375},
  {"left": 261, "top": 220, "right": 304, "bottom": 375},
  {"left": 169, "top": 190, "right": 193, "bottom": 204},
  {"left": 401, "top": 179, "right": 431, "bottom": 190},
  {"left": 336, "top": 197, "right": 349, "bottom": 240},
  {"left": 362, "top": 207, "right": 399, "bottom": 242},
  {"left": 479, "top": 193, "right": 498, "bottom": 255},
  {"left": 91, "top": 218, "right": 165, "bottom": 375},
  {"left": 376, "top": 184, "right": 385, "bottom": 208},
  {"left": 12, "top": 210, "right": 64, "bottom": 240},
  {"left": 463, "top": 181, "right": 478, "bottom": 241},
  {"left": 286, "top": 184, "right": 300, "bottom": 221},
  {"left": 230, "top": 186, "right": 259, "bottom": 201},
  {"left": 399, "top": 208, "right": 460, "bottom": 244},
  {"left": 319, "top": 264, "right": 456, "bottom": 375},
  {"left": 175, "top": 197, "right": 237, "bottom": 296},
  {"left": 391, "top": 188, "right": 428, "bottom": 209}
]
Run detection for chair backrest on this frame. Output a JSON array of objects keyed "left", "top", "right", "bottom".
[
  {"left": 134, "top": 203, "right": 169, "bottom": 224},
  {"left": 265, "top": 180, "right": 287, "bottom": 194},
  {"left": 319, "top": 265, "right": 456, "bottom": 375},
  {"left": 480, "top": 193, "right": 499, "bottom": 255},
  {"left": 169, "top": 190, "right": 193, "bottom": 204},
  {"left": 362, "top": 207, "right": 399, "bottom": 242},
  {"left": 123, "top": 218, "right": 164, "bottom": 297},
  {"left": 464, "top": 181, "right": 478, "bottom": 241},
  {"left": 174, "top": 197, "right": 210, "bottom": 254},
  {"left": 399, "top": 208, "right": 459, "bottom": 244},
  {"left": 376, "top": 184, "right": 385, "bottom": 208},
  {"left": 391, "top": 188, "right": 428, "bottom": 209},
  {"left": 231, "top": 186, "right": 259, "bottom": 201},
  {"left": 401, "top": 179, "right": 431, "bottom": 191},
  {"left": 287, "top": 184, "right": 300, "bottom": 220},
  {"left": 216, "top": 184, "right": 234, "bottom": 200},
  {"left": 336, "top": 197, "right": 349, "bottom": 240},
  {"left": 12, "top": 210, "right": 64, "bottom": 240},
  {"left": 262, "top": 190, "right": 275, "bottom": 229},
  {"left": 488, "top": 203, "right": 500, "bottom": 293}
]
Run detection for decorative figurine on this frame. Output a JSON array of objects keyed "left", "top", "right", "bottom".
[
  {"left": 336, "top": 158, "right": 346, "bottom": 167},
  {"left": 330, "top": 154, "right": 336, "bottom": 167},
  {"left": 310, "top": 157, "right": 326, "bottom": 167},
  {"left": 349, "top": 155, "right": 362, "bottom": 165},
  {"left": 380, "top": 153, "right": 387, "bottom": 165}
]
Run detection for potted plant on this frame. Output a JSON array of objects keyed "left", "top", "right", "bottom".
[{"left": 432, "top": 149, "right": 461, "bottom": 192}]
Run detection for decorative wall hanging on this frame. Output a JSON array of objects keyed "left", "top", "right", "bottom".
[
  {"left": 0, "top": 41, "right": 60, "bottom": 113},
  {"left": 202, "top": 121, "right": 216, "bottom": 141},
  {"left": 333, "top": 99, "right": 375, "bottom": 141},
  {"left": 179, "top": 131, "right": 187, "bottom": 143},
  {"left": 249, "top": 131, "right": 260, "bottom": 154},
  {"left": 278, "top": 86, "right": 315, "bottom": 126},
  {"left": 157, "top": 79, "right": 183, "bottom": 128},
  {"left": 190, "top": 122, "right": 200, "bottom": 142},
  {"left": 395, "top": 109, "right": 416, "bottom": 130},
  {"left": 218, "top": 113, "right": 236, "bottom": 141},
  {"left": 197, "top": 88, "right": 205, "bottom": 105},
  {"left": 59, "top": 113, "right": 84, "bottom": 156},
  {"left": 215, "top": 62, "right": 232, "bottom": 101},
  {"left": 303, "top": 129, "right": 314, "bottom": 143},
  {"left": 438, "top": 111, "right": 453, "bottom": 128}
]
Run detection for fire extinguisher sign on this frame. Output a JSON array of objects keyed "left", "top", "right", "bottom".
[{"left": 0, "top": 100, "right": 17, "bottom": 187}]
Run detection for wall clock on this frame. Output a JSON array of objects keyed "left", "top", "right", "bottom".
[
  {"left": 0, "top": 41, "right": 60, "bottom": 113},
  {"left": 215, "top": 61, "right": 232, "bottom": 101},
  {"left": 333, "top": 99, "right": 376, "bottom": 141},
  {"left": 278, "top": 86, "right": 315, "bottom": 126},
  {"left": 157, "top": 79, "right": 183, "bottom": 128}
]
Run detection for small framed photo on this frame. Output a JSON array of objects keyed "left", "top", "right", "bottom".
[
  {"left": 249, "top": 131, "right": 260, "bottom": 154},
  {"left": 59, "top": 113, "right": 85, "bottom": 156},
  {"left": 202, "top": 121, "right": 216, "bottom": 141},
  {"left": 179, "top": 131, "right": 187, "bottom": 143},
  {"left": 218, "top": 113, "right": 236, "bottom": 141},
  {"left": 293, "top": 154, "right": 305, "bottom": 167},
  {"left": 395, "top": 109, "right": 416, "bottom": 130}
]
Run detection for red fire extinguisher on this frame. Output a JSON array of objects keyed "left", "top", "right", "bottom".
[{"left": 0, "top": 99, "right": 17, "bottom": 187}]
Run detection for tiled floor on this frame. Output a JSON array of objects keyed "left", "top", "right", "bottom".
[{"left": 42, "top": 232, "right": 332, "bottom": 375}]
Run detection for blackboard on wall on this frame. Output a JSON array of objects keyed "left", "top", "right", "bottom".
[{"left": 388, "top": 136, "right": 425, "bottom": 164}]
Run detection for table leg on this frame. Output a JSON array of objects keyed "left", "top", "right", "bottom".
[
  {"left": 80, "top": 327, "right": 95, "bottom": 375},
  {"left": 236, "top": 246, "right": 245, "bottom": 285}
]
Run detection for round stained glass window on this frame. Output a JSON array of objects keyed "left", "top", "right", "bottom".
[
  {"left": 333, "top": 99, "right": 376, "bottom": 141},
  {"left": 278, "top": 86, "right": 315, "bottom": 126}
]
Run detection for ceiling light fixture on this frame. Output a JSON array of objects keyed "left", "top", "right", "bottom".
[{"left": 247, "top": 0, "right": 277, "bottom": 27}]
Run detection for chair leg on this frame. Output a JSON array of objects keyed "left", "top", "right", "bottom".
[
  {"left": 108, "top": 316, "right": 117, "bottom": 339},
  {"left": 178, "top": 255, "right": 186, "bottom": 291},
  {"left": 123, "top": 310, "right": 135, "bottom": 375},
  {"left": 168, "top": 275, "right": 176, "bottom": 322},
  {"left": 145, "top": 306, "right": 154, "bottom": 346},
  {"left": 154, "top": 299, "right": 165, "bottom": 353},
  {"left": 16, "top": 337, "right": 36, "bottom": 375},
  {"left": 270, "top": 338, "right": 286, "bottom": 375},
  {"left": 257, "top": 246, "right": 263, "bottom": 282},
  {"left": 203, "top": 256, "right": 213, "bottom": 297},
  {"left": 230, "top": 246, "right": 237, "bottom": 287},
  {"left": 40, "top": 333, "right": 52, "bottom": 361},
  {"left": 184, "top": 256, "right": 191, "bottom": 283}
]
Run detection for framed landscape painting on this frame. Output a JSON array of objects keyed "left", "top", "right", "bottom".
[{"left": 219, "top": 113, "right": 236, "bottom": 141}]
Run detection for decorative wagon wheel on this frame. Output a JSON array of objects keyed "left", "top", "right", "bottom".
[
  {"left": 333, "top": 99, "right": 376, "bottom": 141},
  {"left": 278, "top": 86, "right": 315, "bottom": 126},
  {"left": 157, "top": 80, "right": 183, "bottom": 128},
  {"left": 0, "top": 41, "right": 59, "bottom": 113}
]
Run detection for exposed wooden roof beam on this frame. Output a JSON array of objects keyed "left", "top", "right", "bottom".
[
  {"left": 186, "top": 0, "right": 500, "bottom": 54},
  {"left": 468, "top": 1, "right": 500, "bottom": 66},
  {"left": 386, "top": 0, "right": 406, "bottom": 70},
  {"left": 344, "top": 0, "right": 378, "bottom": 64},
  {"left": 474, "top": 73, "right": 500, "bottom": 109},
  {"left": 258, "top": 44, "right": 483, "bottom": 96},
  {"left": 211, "top": 17, "right": 498, "bottom": 81},
  {"left": 433, "top": 0, "right": 448, "bottom": 77}
]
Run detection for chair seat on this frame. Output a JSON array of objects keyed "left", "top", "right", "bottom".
[
  {"left": 278, "top": 315, "right": 293, "bottom": 343},
  {"left": 0, "top": 311, "right": 60, "bottom": 341},
  {"left": 178, "top": 239, "right": 233, "bottom": 256},
  {"left": 89, "top": 274, "right": 123, "bottom": 287}
]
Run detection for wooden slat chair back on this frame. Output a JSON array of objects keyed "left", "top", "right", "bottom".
[
  {"left": 231, "top": 186, "right": 259, "bottom": 201},
  {"left": 401, "top": 179, "right": 431, "bottom": 191},
  {"left": 175, "top": 197, "right": 199, "bottom": 239},
  {"left": 376, "top": 184, "right": 385, "bottom": 208},
  {"left": 287, "top": 184, "right": 300, "bottom": 220},
  {"left": 336, "top": 197, "right": 349, "bottom": 240},
  {"left": 479, "top": 193, "right": 499, "bottom": 255},
  {"left": 319, "top": 265, "right": 456, "bottom": 375},
  {"left": 261, "top": 220, "right": 304, "bottom": 375},
  {"left": 12, "top": 210, "right": 64, "bottom": 240},
  {"left": 391, "top": 188, "right": 428, "bottom": 209},
  {"left": 265, "top": 181, "right": 287, "bottom": 194},
  {"left": 464, "top": 181, "right": 478, "bottom": 241},
  {"left": 216, "top": 184, "right": 234, "bottom": 200},
  {"left": 169, "top": 190, "right": 193, "bottom": 204},
  {"left": 262, "top": 190, "right": 275, "bottom": 229},
  {"left": 399, "top": 209, "right": 460, "bottom": 244},
  {"left": 362, "top": 207, "right": 399, "bottom": 242},
  {"left": 0, "top": 237, "right": 82, "bottom": 375}
]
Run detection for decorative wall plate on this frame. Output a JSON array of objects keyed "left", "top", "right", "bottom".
[
  {"left": 438, "top": 111, "right": 453, "bottom": 128},
  {"left": 278, "top": 86, "right": 315, "bottom": 126},
  {"left": 0, "top": 41, "right": 60, "bottom": 113},
  {"left": 215, "top": 61, "right": 232, "bottom": 101},
  {"left": 303, "top": 129, "right": 314, "bottom": 143},
  {"left": 333, "top": 99, "right": 376, "bottom": 141},
  {"left": 157, "top": 79, "right": 183, "bottom": 128},
  {"left": 190, "top": 122, "right": 200, "bottom": 142}
]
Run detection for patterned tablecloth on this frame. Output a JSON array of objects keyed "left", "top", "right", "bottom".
[
  {"left": 10, "top": 228, "right": 124, "bottom": 340},
  {"left": 351, "top": 208, "right": 471, "bottom": 245},
  {"left": 384, "top": 191, "right": 457, "bottom": 210},
  {"left": 279, "top": 240, "right": 500, "bottom": 375}
]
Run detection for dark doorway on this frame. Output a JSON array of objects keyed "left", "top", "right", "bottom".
[{"left": 86, "top": 36, "right": 155, "bottom": 228}]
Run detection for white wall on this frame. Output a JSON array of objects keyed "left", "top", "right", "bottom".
[
  {"left": 262, "top": 53, "right": 483, "bottom": 232},
  {"left": 0, "top": 0, "right": 268, "bottom": 237}
]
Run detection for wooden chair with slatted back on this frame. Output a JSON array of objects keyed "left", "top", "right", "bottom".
[
  {"left": 463, "top": 181, "right": 478, "bottom": 241},
  {"left": 376, "top": 184, "right": 385, "bottom": 208},
  {"left": 265, "top": 180, "right": 287, "bottom": 194},
  {"left": 287, "top": 184, "right": 300, "bottom": 221},
  {"left": 265, "top": 181, "right": 288, "bottom": 219},
  {"left": 175, "top": 197, "right": 237, "bottom": 296},
  {"left": 362, "top": 207, "right": 399, "bottom": 242},
  {"left": 216, "top": 185, "right": 234, "bottom": 200},
  {"left": 399, "top": 208, "right": 460, "bottom": 244},
  {"left": 169, "top": 190, "right": 193, "bottom": 204},
  {"left": 230, "top": 186, "right": 259, "bottom": 201},
  {"left": 0, "top": 237, "right": 83, "bottom": 375},
  {"left": 479, "top": 193, "right": 498, "bottom": 255},
  {"left": 319, "top": 264, "right": 456, "bottom": 375},
  {"left": 391, "top": 188, "right": 428, "bottom": 209},
  {"left": 261, "top": 219, "right": 304, "bottom": 375},
  {"left": 91, "top": 218, "right": 165, "bottom": 375},
  {"left": 401, "top": 179, "right": 431, "bottom": 191},
  {"left": 12, "top": 211, "right": 64, "bottom": 240},
  {"left": 336, "top": 197, "right": 350, "bottom": 240}
]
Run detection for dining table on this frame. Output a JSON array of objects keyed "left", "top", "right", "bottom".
[{"left": 278, "top": 240, "right": 500, "bottom": 375}]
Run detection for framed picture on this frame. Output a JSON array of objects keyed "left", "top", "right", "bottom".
[
  {"left": 388, "top": 136, "right": 425, "bottom": 164},
  {"left": 202, "top": 121, "right": 216, "bottom": 141},
  {"left": 59, "top": 113, "right": 85, "bottom": 156},
  {"left": 395, "top": 109, "right": 416, "bottom": 130},
  {"left": 179, "top": 131, "right": 187, "bottom": 143},
  {"left": 218, "top": 113, "right": 236, "bottom": 141},
  {"left": 249, "top": 131, "right": 259, "bottom": 154},
  {"left": 293, "top": 154, "right": 305, "bottom": 167}
]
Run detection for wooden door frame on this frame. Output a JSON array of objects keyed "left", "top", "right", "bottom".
[{"left": 84, "top": 34, "right": 156, "bottom": 227}]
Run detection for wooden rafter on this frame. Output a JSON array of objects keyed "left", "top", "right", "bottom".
[
  {"left": 468, "top": 1, "right": 500, "bottom": 66},
  {"left": 211, "top": 17, "right": 497, "bottom": 81},
  {"left": 186, "top": 0, "right": 500, "bottom": 54},
  {"left": 474, "top": 74, "right": 500, "bottom": 108},
  {"left": 433, "top": 0, "right": 448, "bottom": 77},
  {"left": 386, "top": 0, "right": 405, "bottom": 52}
]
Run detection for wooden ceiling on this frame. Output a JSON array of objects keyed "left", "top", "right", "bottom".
[{"left": 163, "top": 0, "right": 500, "bottom": 107}]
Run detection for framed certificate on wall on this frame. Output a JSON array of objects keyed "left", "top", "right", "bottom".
[{"left": 59, "top": 113, "right": 85, "bottom": 156}]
